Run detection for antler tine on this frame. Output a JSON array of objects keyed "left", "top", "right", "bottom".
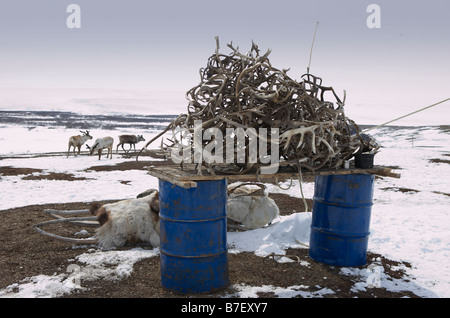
[{"left": 34, "top": 217, "right": 99, "bottom": 244}]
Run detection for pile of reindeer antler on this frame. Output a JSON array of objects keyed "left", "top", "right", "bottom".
[{"left": 139, "top": 37, "right": 377, "bottom": 174}]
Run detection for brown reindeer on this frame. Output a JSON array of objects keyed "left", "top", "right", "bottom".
[
  {"left": 116, "top": 135, "right": 145, "bottom": 154},
  {"left": 67, "top": 130, "right": 93, "bottom": 157}
]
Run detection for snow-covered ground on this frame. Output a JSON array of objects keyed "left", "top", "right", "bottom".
[{"left": 0, "top": 117, "right": 449, "bottom": 298}]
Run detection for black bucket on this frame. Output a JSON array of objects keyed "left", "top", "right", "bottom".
[{"left": 354, "top": 153, "right": 374, "bottom": 169}]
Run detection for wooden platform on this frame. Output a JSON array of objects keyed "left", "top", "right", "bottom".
[{"left": 147, "top": 164, "right": 400, "bottom": 189}]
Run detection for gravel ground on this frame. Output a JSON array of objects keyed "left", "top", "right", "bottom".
[{"left": 0, "top": 160, "right": 419, "bottom": 299}]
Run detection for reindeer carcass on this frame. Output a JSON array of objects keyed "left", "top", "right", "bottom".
[
  {"left": 34, "top": 190, "right": 160, "bottom": 250},
  {"left": 35, "top": 184, "right": 279, "bottom": 248},
  {"left": 90, "top": 190, "right": 160, "bottom": 249}
]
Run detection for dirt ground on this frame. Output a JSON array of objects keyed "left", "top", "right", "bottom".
[{"left": 0, "top": 159, "right": 420, "bottom": 298}]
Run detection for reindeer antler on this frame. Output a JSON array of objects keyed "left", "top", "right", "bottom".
[{"left": 138, "top": 38, "right": 378, "bottom": 172}]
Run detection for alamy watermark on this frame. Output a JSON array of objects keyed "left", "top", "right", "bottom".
[
  {"left": 170, "top": 120, "right": 280, "bottom": 174},
  {"left": 66, "top": 264, "right": 82, "bottom": 288},
  {"left": 66, "top": 4, "right": 380, "bottom": 30},
  {"left": 66, "top": 4, "right": 81, "bottom": 29},
  {"left": 366, "top": 264, "right": 382, "bottom": 288},
  {"left": 65, "top": 264, "right": 106, "bottom": 288},
  {"left": 366, "top": 4, "right": 381, "bottom": 29}
]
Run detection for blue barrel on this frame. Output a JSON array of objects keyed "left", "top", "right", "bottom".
[
  {"left": 309, "top": 174, "right": 374, "bottom": 267},
  {"left": 159, "top": 179, "right": 229, "bottom": 294}
]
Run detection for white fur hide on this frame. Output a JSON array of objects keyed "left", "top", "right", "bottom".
[
  {"left": 227, "top": 185, "right": 279, "bottom": 230},
  {"left": 95, "top": 192, "right": 160, "bottom": 249}
]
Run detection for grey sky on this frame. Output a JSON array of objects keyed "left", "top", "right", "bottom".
[{"left": 0, "top": 0, "right": 449, "bottom": 121}]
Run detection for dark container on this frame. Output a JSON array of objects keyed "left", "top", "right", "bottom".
[
  {"left": 309, "top": 174, "right": 374, "bottom": 267},
  {"left": 354, "top": 153, "right": 374, "bottom": 169},
  {"left": 159, "top": 179, "right": 229, "bottom": 294}
]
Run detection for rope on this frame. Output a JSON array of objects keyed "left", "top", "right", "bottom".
[
  {"left": 275, "top": 176, "right": 293, "bottom": 190},
  {"left": 297, "top": 166, "right": 309, "bottom": 213},
  {"left": 363, "top": 98, "right": 450, "bottom": 133},
  {"left": 274, "top": 161, "right": 309, "bottom": 211},
  {"left": 307, "top": 21, "right": 319, "bottom": 74}
]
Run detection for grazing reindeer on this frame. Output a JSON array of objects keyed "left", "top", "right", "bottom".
[
  {"left": 86, "top": 136, "right": 114, "bottom": 160},
  {"left": 116, "top": 134, "right": 145, "bottom": 154},
  {"left": 67, "top": 130, "right": 93, "bottom": 157}
]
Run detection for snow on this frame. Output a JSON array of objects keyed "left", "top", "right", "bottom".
[
  {"left": 227, "top": 284, "right": 335, "bottom": 298},
  {"left": 228, "top": 212, "right": 312, "bottom": 258},
  {"left": 0, "top": 248, "right": 159, "bottom": 298},
  {"left": 0, "top": 118, "right": 449, "bottom": 298}
]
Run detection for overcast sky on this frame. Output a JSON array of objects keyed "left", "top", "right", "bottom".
[{"left": 0, "top": 0, "right": 448, "bottom": 122}]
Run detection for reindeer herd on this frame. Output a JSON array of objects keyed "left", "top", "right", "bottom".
[{"left": 67, "top": 130, "right": 145, "bottom": 160}]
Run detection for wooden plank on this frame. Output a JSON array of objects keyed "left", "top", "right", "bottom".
[
  {"left": 370, "top": 170, "right": 401, "bottom": 179},
  {"left": 147, "top": 164, "right": 400, "bottom": 183},
  {"left": 146, "top": 166, "right": 197, "bottom": 189}
]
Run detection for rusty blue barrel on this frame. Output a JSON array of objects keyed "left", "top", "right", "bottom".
[
  {"left": 159, "top": 179, "right": 229, "bottom": 294},
  {"left": 309, "top": 174, "right": 374, "bottom": 267}
]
